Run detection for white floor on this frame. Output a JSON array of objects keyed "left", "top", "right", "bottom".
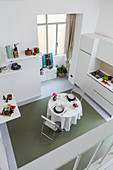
[
  {"left": 18, "top": 77, "right": 74, "bottom": 106},
  {"left": 106, "top": 164, "right": 113, "bottom": 170},
  {"left": 1, "top": 77, "right": 113, "bottom": 170}
]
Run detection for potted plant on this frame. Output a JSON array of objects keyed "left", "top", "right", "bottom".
[{"left": 56, "top": 65, "right": 67, "bottom": 77}]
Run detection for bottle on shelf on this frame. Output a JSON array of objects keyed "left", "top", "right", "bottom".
[{"left": 13, "top": 43, "right": 19, "bottom": 58}]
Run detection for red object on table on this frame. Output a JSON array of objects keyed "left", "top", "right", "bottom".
[{"left": 73, "top": 103, "right": 78, "bottom": 108}]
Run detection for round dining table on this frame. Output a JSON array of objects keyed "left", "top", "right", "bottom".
[{"left": 47, "top": 93, "right": 83, "bottom": 131}]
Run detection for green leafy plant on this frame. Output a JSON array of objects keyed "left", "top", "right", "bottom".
[
  {"left": 56, "top": 65, "right": 67, "bottom": 77},
  {"left": 102, "top": 76, "right": 109, "bottom": 81}
]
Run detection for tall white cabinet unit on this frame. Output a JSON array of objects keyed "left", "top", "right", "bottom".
[{"left": 75, "top": 34, "right": 100, "bottom": 94}]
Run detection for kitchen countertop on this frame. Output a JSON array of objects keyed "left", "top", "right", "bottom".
[
  {"left": 88, "top": 73, "right": 113, "bottom": 93},
  {"left": 0, "top": 94, "right": 21, "bottom": 124}
]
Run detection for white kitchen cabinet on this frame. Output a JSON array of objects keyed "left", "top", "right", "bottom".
[
  {"left": 92, "top": 89, "right": 113, "bottom": 115},
  {"left": 74, "top": 33, "right": 113, "bottom": 116},
  {"left": 96, "top": 39, "right": 113, "bottom": 66},
  {"left": 40, "top": 67, "right": 57, "bottom": 82},
  {"left": 75, "top": 50, "right": 90, "bottom": 87},
  {"left": 80, "top": 34, "right": 96, "bottom": 54},
  {"left": 75, "top": 50, "right": 93, "bottom": 94},
  {"left": 88, "top": 77, "right": 113, "bottom": 115}
]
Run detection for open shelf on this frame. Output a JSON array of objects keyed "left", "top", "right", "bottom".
[
  {"left": 5, "top": 52, "right": 42, "bottom": 62},
  {"left": 0, "top": 68, "right": 22, "bottom": 77}
]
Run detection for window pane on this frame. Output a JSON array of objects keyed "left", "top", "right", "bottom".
[
  {"left": 57, "top": 24, "right": 66, "bottom": 54},
  {"left": 48, "top": 25, "right": 56, "bottom": 55},
  {"left": 37, "top": 25, "right": 46, "bottom": 54},
  {"left": 37, "top": 15, "right": 46, "bottom": 24},
  {"left": 48, "top": 14, "right": 66, "bottom": 23}
]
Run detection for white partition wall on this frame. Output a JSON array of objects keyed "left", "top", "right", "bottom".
[{"left": 0, "top": 55, "right": 41, "bottom": 103}]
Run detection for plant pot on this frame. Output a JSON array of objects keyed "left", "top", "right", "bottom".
[{"left": 58, "top": 73, "right": 65, "bottom": 77}]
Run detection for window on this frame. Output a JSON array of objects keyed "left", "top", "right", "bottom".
[{"left": 37, "top": 14, "right": 66, "bottom": 55}]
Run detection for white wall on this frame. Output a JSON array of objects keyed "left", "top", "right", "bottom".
[
  {"left": 96, "top": 0, "right": 113, "bottom": 38},
  {"left": 0, "top": 0, "right": 101, "bottom": 53}
]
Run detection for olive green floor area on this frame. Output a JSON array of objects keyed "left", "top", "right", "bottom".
[{"left": 7, "top": 89, "right": 106, "bottom": 169}]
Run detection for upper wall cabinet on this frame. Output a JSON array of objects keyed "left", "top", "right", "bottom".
[
  {"left": 96, "top": 38, "right": 113, "bottom": 66},
  {"left": 80, "top": 34, "right": 96, "bottom": 54}
]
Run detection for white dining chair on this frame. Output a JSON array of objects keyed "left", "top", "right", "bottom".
[
  {"left": 40, "top": 115, "right": 62, "bottom": 142},
  {"left": 70, "top": 86, "right": 84, "bottom": 102}
]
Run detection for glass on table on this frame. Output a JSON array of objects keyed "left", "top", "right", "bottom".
[
  {"left": 63, "top": 102, "right": 67, "bottom": 108},
  {"left": 57, "top": 94, "right": 61, "bottom": 100},
  {"left": 69, "top": 101, "right": 74, "bottom": 108}
]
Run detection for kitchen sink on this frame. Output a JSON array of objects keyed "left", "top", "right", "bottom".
[{"left": 90, "top": 70, "right": 107, "bottom": 79}]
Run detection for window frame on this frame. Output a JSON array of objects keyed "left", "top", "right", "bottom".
[{"left": 37, "top": 14, "right": 67, "bottom": 55}]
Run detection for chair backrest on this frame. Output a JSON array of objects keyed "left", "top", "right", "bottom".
[
  {"left": 71, "top": 86, "right": 84, "bottom": 102},
  {"left": 41, "top": 115, "right": 59, "bottom": 128}
]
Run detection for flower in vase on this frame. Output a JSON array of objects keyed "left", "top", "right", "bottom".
[{"left": 53, "top": 93, "right": 57, "bottom": 97}]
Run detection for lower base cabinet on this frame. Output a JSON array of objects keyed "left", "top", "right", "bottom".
[
  {"left": 40, "top": 67, "right": 57, "bottom": 82},
  {"left": 92, "top": 89, "right": 113, "bottom": 116},
  {"left": 86, "top": 76, "right": 113, "bottom": 116}
]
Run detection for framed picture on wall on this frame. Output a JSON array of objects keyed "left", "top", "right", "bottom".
[{"left": 42, "top": 53, "right": 53, "bottom": 68}]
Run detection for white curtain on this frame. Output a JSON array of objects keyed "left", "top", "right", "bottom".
[{"left": 65, "top": 14, "right": 76, "bottom": 71}]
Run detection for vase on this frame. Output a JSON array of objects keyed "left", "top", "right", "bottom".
[{"left": 53, "top": 96, "right": 57, "bottom": 101}]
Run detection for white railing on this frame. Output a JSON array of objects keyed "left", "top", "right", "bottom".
[{"left": 19, "top": 118, "right": 113, "bottom": 170}]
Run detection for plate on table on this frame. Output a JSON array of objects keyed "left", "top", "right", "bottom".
[
  {"left": 54, "top": 105, "right": 64, "bottom": 114},
  {"left": 67, "top": 94, "right": 76, "bottom": 102}
]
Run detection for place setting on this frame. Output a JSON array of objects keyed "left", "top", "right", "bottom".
[{"left": 51, "top": 92, "right": 79, "bottom": 115}]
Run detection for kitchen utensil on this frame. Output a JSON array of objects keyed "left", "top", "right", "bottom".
[
  {"left": 7, "top": 94, "right": 12, "bottom": 100},
  {"left": 3, "top": 96, "right": 6, "bottom": 100},
  {"left": 11, "top": 63, "right": 21, "bottom": 70},
  {"left": 34, "top": 47, "right": 39, "bottom": 54},
  {"left": 111, "top": 78, "right": 113, "bottom": 84},
  {"left": 25, "top": 48, "right": 32, "bottom": 56},
  {"left": 61, "top": 110, "right": 67, "bottom": 116},
  {"left": 5, "top": 45, "right": 13, "bottom": 59}
]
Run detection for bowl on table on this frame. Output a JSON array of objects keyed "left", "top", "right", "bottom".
[
  {"left": 11, "top": 63, "right": 21, "bottom": 70},
  {"left": 67, "top": 94, "right": 76, "bottom": 102},
  {"left": 54, "top": 105, "right": 64, "bottom": 114}
]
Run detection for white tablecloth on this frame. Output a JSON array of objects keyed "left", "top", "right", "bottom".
[{"left": 47, "top": 93, "right": 82, "bottom": 131}]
